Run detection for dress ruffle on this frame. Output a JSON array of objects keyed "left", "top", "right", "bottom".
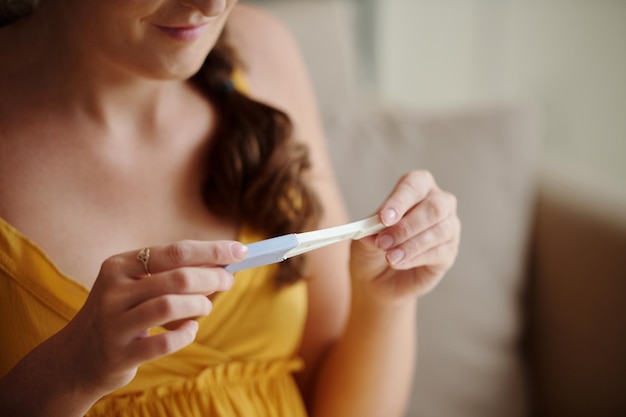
[{"left": 87, "top": 358, "right": 307, "bottom": 417}]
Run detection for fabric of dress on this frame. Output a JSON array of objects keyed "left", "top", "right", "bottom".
[{"left": 0, "top": 70, "right": 309, "bottom": 417}]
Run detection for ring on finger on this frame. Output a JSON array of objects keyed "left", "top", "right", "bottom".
[{"left": 137, "top": 247, "right": 151, "bottom": 277}]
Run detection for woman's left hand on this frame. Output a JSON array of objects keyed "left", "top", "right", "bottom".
[{"left": 350, "top": 170, "right": 461, "bottom": 304}]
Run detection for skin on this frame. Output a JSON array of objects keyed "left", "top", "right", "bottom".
[{"left": 0, "top": 1, "right": 461, "bottom": 416}]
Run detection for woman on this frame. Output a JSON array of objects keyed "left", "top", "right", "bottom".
[{"left": 0, "top": 1, "right": 461, "bottom": 416}]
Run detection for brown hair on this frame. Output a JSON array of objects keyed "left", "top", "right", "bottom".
[
  {"left": 193, "top": 30, "right": 322, "bottom": 285},
  {"left": 0, "top": 1, "right": 37, "bottom": 27}
]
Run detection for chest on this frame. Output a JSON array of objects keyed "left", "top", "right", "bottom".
[{"left": 0, "top": 127, "right": 236, "bottom": 289}]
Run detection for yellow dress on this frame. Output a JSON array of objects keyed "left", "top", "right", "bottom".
[
  {"left": 0, "top": 215, "right": 309, "bottom": 416},
  {"left": 0, "top": 70, "right": 309, "bottom": 417}
]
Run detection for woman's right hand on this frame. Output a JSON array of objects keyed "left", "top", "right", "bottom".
[{"left": 56, "top": 240, "right": 248, "bottom": 399}]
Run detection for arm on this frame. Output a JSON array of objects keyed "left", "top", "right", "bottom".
[
  {"left": 306, "top": 170, "right": 458, "bottom": 417},
  {"left": 0, "top": 330, "right": 101, "bottom": 417},
  {"left": 228, "top": 6, "right": 460, "bottom": 416}
]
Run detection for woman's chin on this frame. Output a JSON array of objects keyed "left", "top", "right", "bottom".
[{"left": 143, "top": 58, "right": 207, "bottom": 81}]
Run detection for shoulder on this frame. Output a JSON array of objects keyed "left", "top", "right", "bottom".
[
  {"left": 227, "top": 2, "right": 295, "bottom": 48},
  {"left": 227, "top": 2, "right": 300, "bottom": 71},
  {"left": 226, "top": 3, "right": 312, "bottom": 115}
]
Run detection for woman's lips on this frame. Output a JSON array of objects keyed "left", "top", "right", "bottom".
[{"left": 156, "top": 24, "right": 208, "bottom": 42}]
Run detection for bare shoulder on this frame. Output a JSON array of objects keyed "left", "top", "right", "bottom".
[
  {"left": 227, "top": 2, "right": 295, "bottom": 50},
  {"left": 226, "top": 3, "right": 313, "bottom": 116},
  {"left": 227, "top": 3, "right": 299, "bottom": 74}
]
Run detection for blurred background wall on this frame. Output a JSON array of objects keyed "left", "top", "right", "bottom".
[{"left": 365, "top": 0, "right": 626, "bottom": 195}]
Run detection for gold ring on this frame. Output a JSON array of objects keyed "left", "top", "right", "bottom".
[{"left": 137, "top": 248, "right": 151, "bottom": 276}]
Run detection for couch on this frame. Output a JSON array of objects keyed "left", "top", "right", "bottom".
[{"left": 249, "top": 1, "right": 626, "bottom": 416}]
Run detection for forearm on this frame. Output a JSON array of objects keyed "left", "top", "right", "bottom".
[
  {"left": 0, "top": 332, "right": 99, "bottom": 417},
  {"left": 310, "top": 284, "right": 418, "bottom": 417}
]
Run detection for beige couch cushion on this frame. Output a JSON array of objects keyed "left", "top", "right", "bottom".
[{"left": 324, "top": 102, "right": 541, "bottom": 417}]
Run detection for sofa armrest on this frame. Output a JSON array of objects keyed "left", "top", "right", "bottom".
[{"left": 527, "top": 172, "right": 626, "bottom": 416}]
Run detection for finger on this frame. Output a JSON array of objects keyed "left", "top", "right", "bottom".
[
  {"left": 378, "top": 170, "right": 437, "bottom": 226},
  {"left": 127, "top": 320, "right": 199, "bottom": 365},
  {"left": 115, "top": 240, "right": 249, "bottom": 278},
  {"left": 409, "top": 240, "right": 458, "bottom": 274},
  {"left": 376, "top": 191, "right": 457, "bottom": 250},
  {"left": 384, "top": 216, "right": 459, "bottom": 268},
  {"left": 147, "top": 240, "right": 248, "bottom": 276},
  {"left": 121, "top": 294, "right": 212, "bottom": 339},
  {"left": 123, "top": 267, "right": 234, "bottom": 309}
]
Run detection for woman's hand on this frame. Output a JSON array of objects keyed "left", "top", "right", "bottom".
[
  {"left": 56, "top": 240, "right": 248, "bottom": 399},
  {"left": 350, "top": 170, "right": 461, "bottom": 304}
]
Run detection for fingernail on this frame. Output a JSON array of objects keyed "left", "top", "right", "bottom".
[
  {"left": 188, "top": 320, "right": 199, "bottom": 334},
  {"left": 387, "top": 248, "right": 405, "bottom": 265},
  {"left": 225, "top": 272, "right": 235, "bottom": 288},
  {"left": 377, "top": 234, "right": 394, "bottom": 250},
  {"left": 231, "top": 243, "right": 249, "bottom": 259},
  {"left": 382, "top": 208, "right": 398, "bottom": 226}
]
